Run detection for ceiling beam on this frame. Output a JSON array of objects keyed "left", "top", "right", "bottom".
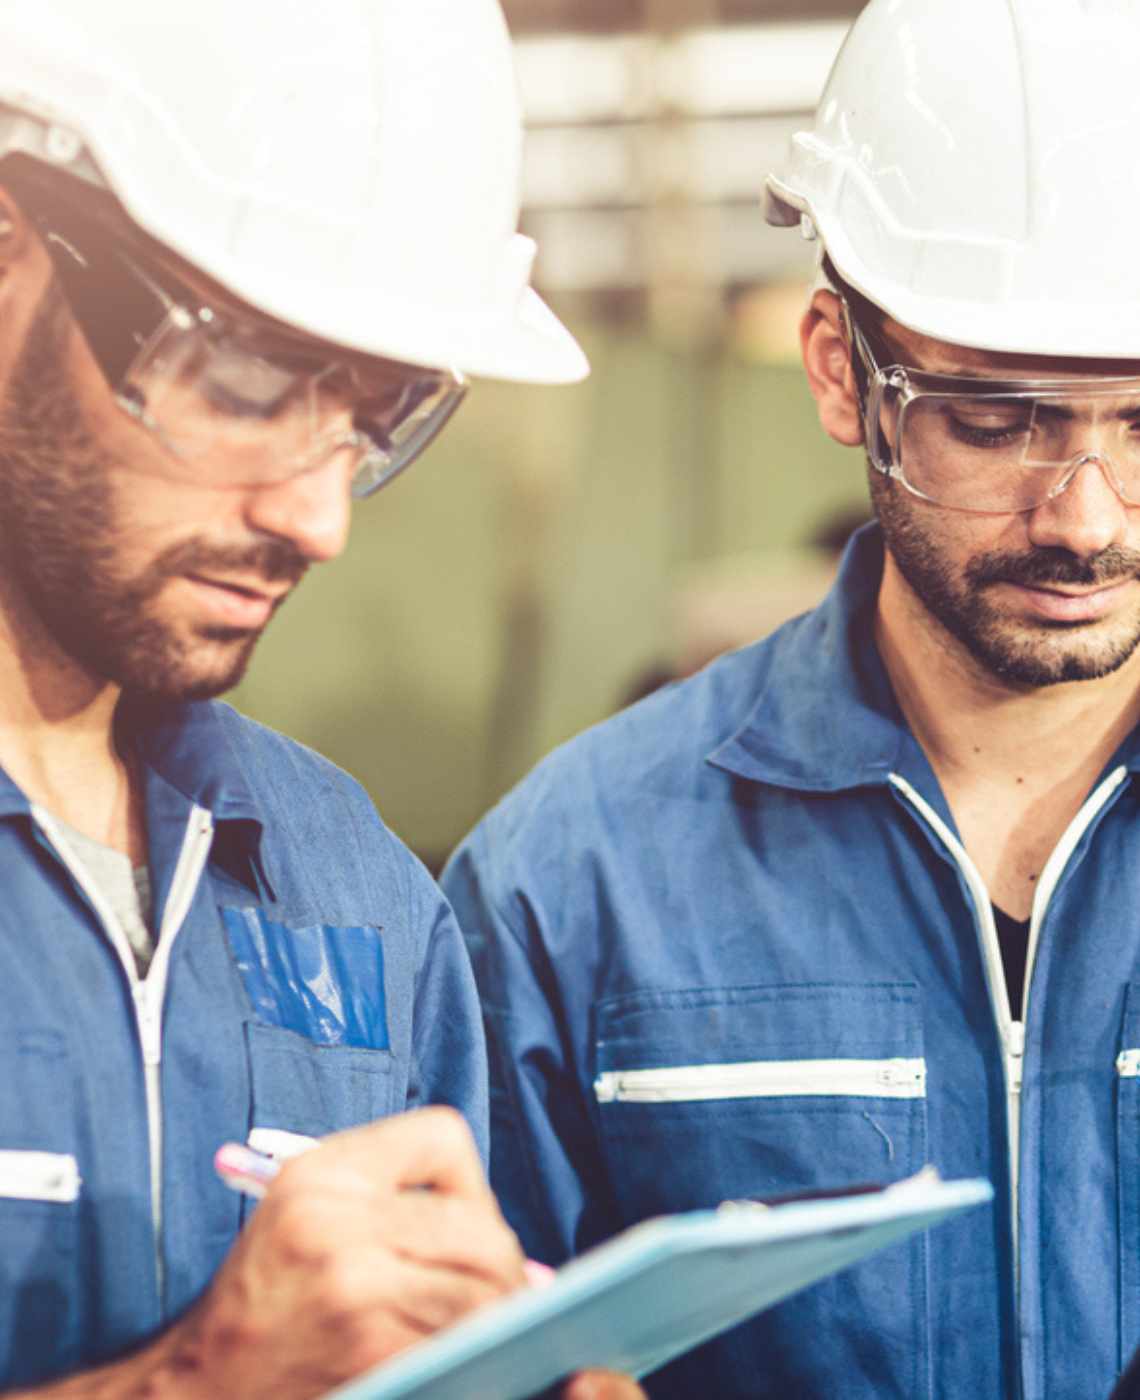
[{"left": 502, "top": 0, "right": 861, "bottom": 34}]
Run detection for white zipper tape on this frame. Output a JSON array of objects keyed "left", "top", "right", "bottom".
[
  {"left": 32, "top": 802, "right": 214, "bottom": 1303},
  {"left": 0, "top": 1150, "right": 81, "bottom": 1203},
  {"left": 888, "top": 765, "right": 1127, "bottom": 1291},
  {"left": 887, "top": 772, "right": 1026, "bottom": 1264},
  {"left": 594, "top": 1057, "right": 927, "bottom": 1105},
  {"left": 247, "top": 1127, "right": 320, "bottom": 1161}
]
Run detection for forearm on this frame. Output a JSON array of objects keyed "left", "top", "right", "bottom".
[
  {"left": 3, "top": 1111, "right": 631, "bottom": 1400},
  {"left": 4, "top": 1320, "right": 210, "bottom": 1400}
]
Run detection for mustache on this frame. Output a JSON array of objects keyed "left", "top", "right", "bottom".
[
  {"left": 967, "top": 546, "right": 1140, "bottom": 590},
  {"left": 143, "top": 535, "right": 310, "bottom": 592}
]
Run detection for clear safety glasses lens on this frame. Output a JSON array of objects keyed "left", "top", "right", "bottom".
[
  {"left": 873, "top": 375, "right": 1140, "bottom": 513},
  {"left": 0, "top": 157, "right": 466, "bottom": 499},
  {"left": 843, "top": 310, "right": 1140, "bottom": 515},
  {"left": 116, "top": 308, "right": 468, "bottom": 498}
]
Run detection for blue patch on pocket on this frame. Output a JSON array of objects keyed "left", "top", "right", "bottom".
[{"left": 221, "top": 908, "right": 389, "bottom": 1050}]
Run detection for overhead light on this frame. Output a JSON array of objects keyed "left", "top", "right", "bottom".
[
  {"left": 514, "top": 34, "right": 651, "bottom": 124},
  {"left": 514, "top": 21, "right": 848, "bottom": 126},
  {"left": 660, "top": 22, "right": 848, "bottom": 116}
]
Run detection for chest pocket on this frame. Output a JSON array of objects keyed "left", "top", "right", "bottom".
[
  {"left": 222, "top": 909, "right": 394, "bottom": 1164},
  {"left": 0, "top": 1030, "right": 83, "bottom": 1388},
  {"left": 592, "top": 982, "right": 930, "bottom": 1400},
  {"left": 243, "top": 1021, "right": 393, "bottom": 1140}
]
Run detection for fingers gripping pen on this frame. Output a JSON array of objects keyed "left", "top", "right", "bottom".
[{"left": 213, "top": 1138, "right": 557, "bottom": 1289}]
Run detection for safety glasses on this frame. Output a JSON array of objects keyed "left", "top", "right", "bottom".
[
  {"left": 0, "top": 158, "right": 467, "bottom": 498},
  {"left": 843, "top": 298, "right": 1140, "bottom": 515}
]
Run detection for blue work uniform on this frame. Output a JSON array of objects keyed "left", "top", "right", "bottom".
[
  {"left": 443, "top": 524, "right": 1140, "bottom": 1400},
  {"left": 1, "top": 699, "right": 485, "bottom": 1390}
]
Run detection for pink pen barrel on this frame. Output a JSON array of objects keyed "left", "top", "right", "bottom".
[{"left": 214, "top": 1142, "right": 282, "bottom": 1199}]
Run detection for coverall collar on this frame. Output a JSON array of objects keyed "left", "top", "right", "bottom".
[
  {"left": 707, "top": 524, "right": 915, "bottom": 792},
  {"left": 127, "top": 697, "right": 262, "bottom": 822},
  {"left": 0, "top": 697, "right": 262, "bottom": 820},
  {"left": 130, "top": 698, "right": 272, "bottom": 898},
  {"left": 707, "top": 522, "right": 1140, "bottom": 792},
  {"left": 0, "top": 697, "right": 269, "bottom": 894}
]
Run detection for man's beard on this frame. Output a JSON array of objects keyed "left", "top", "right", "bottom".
[
  {"left": 0, "top": 282, "right": 307, "bottom": 702},
  {"left": 869, "top": 465, "right": 1140, "bottom": 687}
]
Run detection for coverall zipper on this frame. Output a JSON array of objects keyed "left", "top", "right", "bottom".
[
  {"left": 32, "top": 804, "right": 215, "bottom": 1301},
  {"left": 594, "top": 1057, "right": 927, "bottom": 1104},
  {"left": 888, "top": 769, "right": 1126, "bottom": 1256}
]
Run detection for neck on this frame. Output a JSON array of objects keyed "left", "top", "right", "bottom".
[
  {"left": 876, "top": 554, "right": 1140, "bottom": 787},
  {"left": 0, "top": 591, "right": 143, "bottom": 859}
]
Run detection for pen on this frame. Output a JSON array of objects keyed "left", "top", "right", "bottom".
[{"left": 214, "top": 1142, "right": 283, "bottom": 1199}]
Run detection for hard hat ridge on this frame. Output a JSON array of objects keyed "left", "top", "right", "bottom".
[{"left": 767, "top": 0, "right": 1140, "bottom": 358}]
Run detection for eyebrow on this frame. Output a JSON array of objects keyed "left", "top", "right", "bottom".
[
  {"left": 1032, "top": 401, "right": 1140, "bottom": 423},
  {"left": 948, "top": 399, "right": 1140, "bottom": 424}
]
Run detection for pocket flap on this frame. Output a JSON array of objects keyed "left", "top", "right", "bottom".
[{"left": 596, "top": 982, "right": 924, "bottom": 1074}]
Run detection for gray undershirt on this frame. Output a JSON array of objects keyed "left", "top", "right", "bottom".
[{"left": 54, "top": 818, "right": 155, "bottom": 977}]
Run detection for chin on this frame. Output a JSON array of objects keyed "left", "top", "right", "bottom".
[
  {"left": 116, "top": 631, "right": 260, "bottom": 703},
  {"left": 979, "top": 629, "right": 1140, "bottom": 687}
]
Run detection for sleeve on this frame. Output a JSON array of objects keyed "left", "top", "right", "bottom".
[
  {"left": 402, "top": 865, "right": 491, "bottom": 1169},
  {"left": 442, "top": 823, "right": 619, "bottom": 1265}
]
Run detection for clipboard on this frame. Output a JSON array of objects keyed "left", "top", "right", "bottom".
[{"left": 323, "top": 1168, "right": 992, "bottom": 1400}]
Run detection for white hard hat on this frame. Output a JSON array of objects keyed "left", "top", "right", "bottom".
[
  {"left": 766, "top": 0, "right": 1140, "bottom": 359},
  {"left": 0, "top": 0, "right": 587, "bottom": 384}
]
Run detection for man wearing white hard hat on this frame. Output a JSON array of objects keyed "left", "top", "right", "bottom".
[
  {"left": 0, "top": 2, "right": 644, "bottom": 1398},
  {"left": 443, "top": 1, "right": 1140, "bottom": 1395}
]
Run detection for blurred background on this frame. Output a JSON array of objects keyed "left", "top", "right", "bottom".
[{"left": 233, "top": 0, "right": 868, "bottom": 872}]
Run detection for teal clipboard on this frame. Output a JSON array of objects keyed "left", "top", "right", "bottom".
[{"left": 325, "top": 1170, "right": 992, "bottom": 1400}]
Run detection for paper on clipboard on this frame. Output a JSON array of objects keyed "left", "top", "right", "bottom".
[{"left": 322, "top": 1168, "right": 992, "bottom": 1400}]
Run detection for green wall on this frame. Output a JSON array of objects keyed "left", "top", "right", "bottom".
[{"left": 232, "top": 319, "right": 865, "bottom": 866}]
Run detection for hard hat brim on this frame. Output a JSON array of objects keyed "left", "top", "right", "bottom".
[
  {"left": 0, "top": 0, "right": 591, "bottom": 386},
  {"left": 212, "top": 265, "right": 590, "bottom": 384}
]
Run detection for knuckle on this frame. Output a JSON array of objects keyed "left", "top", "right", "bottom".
[
  {"left": 312, "top": 1252, "right": 371, "bottom": 1319},
  {"left": 273, "top": 1152, "right": 321, "bottom": 1193},
  {"left": 265, "top": 1197, "right": 329, "bottom": 1268},
  {"left": 197, "top": 1306, "right": 268, "bottom": 1361}
]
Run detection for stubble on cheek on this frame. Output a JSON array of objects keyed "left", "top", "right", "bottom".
[
  {"left": 0, "top": 280, "right": 299, "bottom": 701},
  {"left": 869, "top": 468, "right": 1140, "bottom": 687}
]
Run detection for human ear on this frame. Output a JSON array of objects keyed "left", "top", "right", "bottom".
[
  {"left": 0, "top": 190, "right": 67, "bottom": 384},
  {"left": 0, "top": 190, "right": 35, "bottom": 270},
  {"left": 800, "top": 289, "right": 864, "bottom": 447}
]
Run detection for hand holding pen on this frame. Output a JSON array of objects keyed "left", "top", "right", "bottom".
[
  {"left": 126, "top": 1108, "right": 642, "bottom": 1400},
  {"left": 106, "top": 1108, "right": 520, "bottom": 1400},
  {"left": 215, "top": 1138, "right": 558, "bottom": 1290}
]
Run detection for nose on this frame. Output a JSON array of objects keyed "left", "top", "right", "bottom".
[
  {"left": 1025, "top": 452, "right": 1133, "bottom": 558},
  {"left": 240, "top": 452, "right": 355, "bottom": 563}
]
